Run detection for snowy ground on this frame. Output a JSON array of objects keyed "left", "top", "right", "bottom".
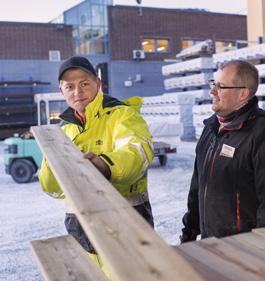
[{"left": 0, "top": 138, "right": 196, "bottom": 281}]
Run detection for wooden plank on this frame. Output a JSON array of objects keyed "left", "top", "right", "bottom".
[
  {"left": 31, "top": 125, "right": 203, "bottom": 281},
  {"left": 200, "top": 237, "right": 265, "bottom": 280},
  {"left": 252, "top": 227, "right": 265, "bottom": 237},
  {"left": 223, "top": 234, "right": 265, "bottom": 260},
  {"left": 179, "top": 237, "right": 265, "bottom": 281},
  {"left": 31, "top": 235, "right": 108, "bottom": 281},
  {"left": 174, "top": 246, "right": 234, "bottom": 281}
]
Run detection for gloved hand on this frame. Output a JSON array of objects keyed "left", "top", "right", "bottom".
[{"left": 83, "top": 152, "right": 111, "bottom": 180}]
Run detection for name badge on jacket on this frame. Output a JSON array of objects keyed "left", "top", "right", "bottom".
[{"left": 220, "top": 144, "right": 235, "bottom": 158}]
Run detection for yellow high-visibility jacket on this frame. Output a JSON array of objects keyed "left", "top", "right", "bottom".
[{"left": 38, "top": 90, "right": 154, "bottom": 200}]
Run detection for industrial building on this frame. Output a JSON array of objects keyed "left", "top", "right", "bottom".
[{"left": 0, "top": 0, "right": 249, "bottom": 137}]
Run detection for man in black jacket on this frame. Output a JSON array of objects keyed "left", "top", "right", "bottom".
[{"left": 181, "top": 60, "right": 265, "bottom": 243}]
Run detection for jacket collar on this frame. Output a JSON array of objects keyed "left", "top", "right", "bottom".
[
  {"left": 59, "top": 90, "right": 126, "bottom": 127},
  {"left": 59, "top": 90, "right": 104, "bottom": 126},
  {"left": 84, "top": 89, "right": 104, "bottom": 120},
  {"left": 204, "top": 96, "right": 259, "bottom": 132}
]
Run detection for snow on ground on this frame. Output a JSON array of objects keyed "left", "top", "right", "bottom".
[
  {"left": 149, "top": 137, "right": 196, "bottom": 245},
  {"left": 0, "top": 138, "right": 196, "bottom": 281},
  {"left": 0, "top": 143, "right": 66, "bottom": 281}
]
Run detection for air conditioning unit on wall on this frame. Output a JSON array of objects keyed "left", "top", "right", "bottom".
[{"left": 133, "top": 50, "right": 145, "bottom": 60}]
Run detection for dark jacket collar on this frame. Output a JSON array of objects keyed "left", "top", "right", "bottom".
[
  {"left": 204, "top": 96, "right": 260, "bottom": 132},
  {"left": 59, "top": 107, "right": 82, "bottom": 126}
]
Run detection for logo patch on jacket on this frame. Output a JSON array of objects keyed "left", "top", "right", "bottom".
[
  {"left": 220, "top": 144, "right": 235, "bottom": 158},
  {"left": 96, "top": 139, "right": 103, "bottom": 145}
]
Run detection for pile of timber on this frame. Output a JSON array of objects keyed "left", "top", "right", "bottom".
[
  {"left": 0, "top": 93, "right": 37, "bottom": 139},
  {"left": 30, "top": 125, "right": 265, "bottom": 281}
]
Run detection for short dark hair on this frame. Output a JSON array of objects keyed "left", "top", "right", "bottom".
[
  {"left": 219, "top": 60, "right": 259, "bottom": 96},
  {"left": 58, "top": 56, "right": 97, "bottom": 81}
]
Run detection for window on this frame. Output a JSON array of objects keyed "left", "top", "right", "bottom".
[
  {"left": 142, "top": 39, "right": 155, "bottom": 52},
  {"left": 157, "top": 39, "right": 169, "bottom": 52},
  {"left": 141, "top": 38, "right": 169, "bottom": 53},
  {"left": 215, "top": 41, "right": 236, "bottom": 53},
  {"left": 80, "top": 11, "right": 91, "bottom": 26},
  {"left": 92, "top": 5, "right": 105, "bottom": 26},
  {"left": 181, "top": 39, "right": 204, "bottom": 50},
  {"left": 64, "top": 0, "right": 109, "bottom": 55},
  {"left": 49, "top": 101, "right": 67, "bottom": 124}
]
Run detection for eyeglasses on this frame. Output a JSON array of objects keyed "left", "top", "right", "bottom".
[{"left": 209, "top": 80, "right": 247, "bottom": 91}]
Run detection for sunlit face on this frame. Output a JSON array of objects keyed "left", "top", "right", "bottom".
[
  {"left": 210, "top": 66, "right": 246, "bottom": 117},
  {"left": 60, "top": 68, "right": 100, "bottom": 114}
]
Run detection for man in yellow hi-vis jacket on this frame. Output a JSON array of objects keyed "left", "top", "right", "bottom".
[{"left": 38, "top": 56, "right": 154, "bottom": 278}]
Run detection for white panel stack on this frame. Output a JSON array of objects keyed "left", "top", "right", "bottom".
[
  {"left": 142, "top": 93, "right": 198, "bottom": 140},
  {"left": 255, "top": 64, "right": 265, "bottom": 77},
  {"left": 164, "top": 89, "right": 210, "bottom": 102},
  {"left": 193, "top": 104, "right": 213, "bottom": 139},
  {"left": 213, "top": 43, "right": 265, "bottom": 65},
  {"left": 257, "top": 84, "right": 265, "bottom": 110},
  {"left": 162, "top": 57, "right": 214, "bottom": 76},
  {"left": 164, "top": 72, "right": 213, "bottom": 90},
  {"left": 142, "top": 95, "right": 180, "bottom": 137},
  {"left": 256, "top": 83, "right": 265, "bottom": 96},
  {"left": 175, "top": 40, "right": 213, "bottom": 59}
]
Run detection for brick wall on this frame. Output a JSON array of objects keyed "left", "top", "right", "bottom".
[
  {"left": 108, "top": 6, "right": 247, "bottom": 61},
  {"left": 0, "top": 22, "right": 73, "bottom": 60}
]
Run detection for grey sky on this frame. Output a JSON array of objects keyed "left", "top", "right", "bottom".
[{"left": 0, "top": 0, "right": 247, "bottom": 23}]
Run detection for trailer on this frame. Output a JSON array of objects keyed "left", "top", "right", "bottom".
[{"left": 153, "top": 141, "right": 177, "bottom": 166}]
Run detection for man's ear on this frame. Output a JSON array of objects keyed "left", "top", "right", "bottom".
[
  {"left": 96, "top": 77, "right": 101, "bottom": 91},
  {"left": 240, "top": 88, "right": 251, "bottom": 101},
  {"left": 59, "top": 86, "right": 65, "bottom": 97}
]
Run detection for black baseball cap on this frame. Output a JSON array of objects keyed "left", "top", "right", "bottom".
[{"left": 58, "top": 56, "right": 97, "bottom": 81}]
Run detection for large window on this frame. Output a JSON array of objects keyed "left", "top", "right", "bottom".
[
  {"left": 181, "top": 39, "right": 204, "bottom": 50},
  {"left": 182, "top": 39, "right": 239, "bottom": 54},
  {"left": 141, "top": 38, "right": 169, "bottom": 53},
  {"left": 63, "top": 0, "right": 110, "bottom": 55},
  {"left": 215, "top": 41, "right": 236, "bottom": 53},
  {"left": 92, "top": 5, "right": 105, "bottom": 26}
]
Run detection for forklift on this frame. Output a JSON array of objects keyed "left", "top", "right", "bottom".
[{"left": 4, "top": 93, "right": 67, "bottom": 183}]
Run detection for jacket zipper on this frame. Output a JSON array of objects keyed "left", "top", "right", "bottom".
[
  {"left": 203, "top": 137, "right": 220, "bottom": 236},
  {"left": 209, "top": 143, "right": 220, "bottom": 177},
  {"left": 236, "top": 192, "right": 241, "bottom": 231}
]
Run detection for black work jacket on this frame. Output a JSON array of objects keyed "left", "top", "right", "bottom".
[{"left": 182, "top": 97, "right": 265, "bottom": 240}]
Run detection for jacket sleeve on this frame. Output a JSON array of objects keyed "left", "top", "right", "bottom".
[
  {"left": 99, "top": 107, "right": 153, "bottom": 187},
  {"left": 180, "top": 158, "right": 200, "bottom": 243},
  {"left": 38, "top": 158, "right": 65, "bottom": 199}
]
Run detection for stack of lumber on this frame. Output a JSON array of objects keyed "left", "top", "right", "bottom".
[{"left": 30, "top": 125, "right": 265, "bottom": 281}]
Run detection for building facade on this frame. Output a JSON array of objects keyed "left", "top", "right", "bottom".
[
  {"left": 0, "top": 4, "right": 247, "bottom": 99},
  {"left": 0, "top": 3, "right": 249, "bottom": 137},
  {"left": 0, "top": 21, "right": 74, "bottom": 94},
  {"left": 0, "top": 21, "right": 73, "bottom": 60},
  {"left": 107, "top": 6, "right": 247, "bottom": 99},
  {"left": 0, "top": 22, "right": 74, "bottom": 137},
  {"left": 108, "top": 6, "right": 247, "bottom": 61}
]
